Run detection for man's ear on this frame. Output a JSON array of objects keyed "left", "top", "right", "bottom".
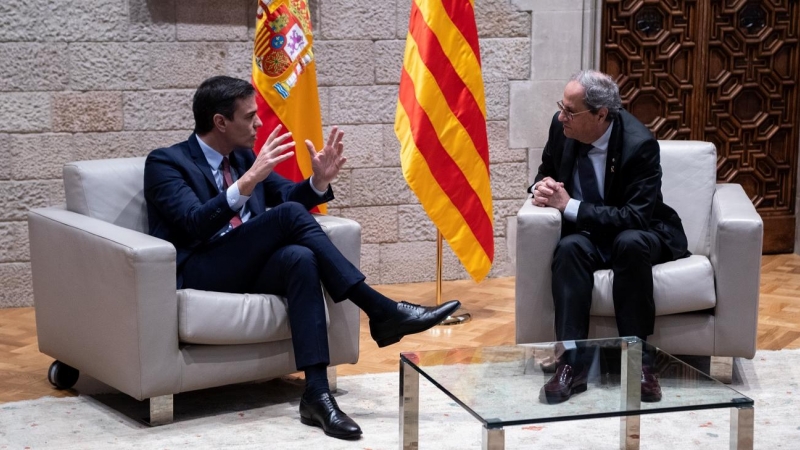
[
  {"left": 596, "top": 107, "right": 609, "bottom": 123},
  {"left": 213, "top": 113, "right": 227, "bottom": 132}
]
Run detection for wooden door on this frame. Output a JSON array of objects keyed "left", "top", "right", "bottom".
[{"left": 601, "top": 0, "right": 800, "bottom": 253}]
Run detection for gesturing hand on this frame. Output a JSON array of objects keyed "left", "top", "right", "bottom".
[
  {"left": 239, "top": 125, "right": 295, "bottom": 196},
  {"left": 307, "top": 126, "right": 346, "bottom": 192}
]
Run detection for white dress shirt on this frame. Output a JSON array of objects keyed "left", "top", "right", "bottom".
[{"left": 563, "top": 123, "right": 614, "bottom": 222}]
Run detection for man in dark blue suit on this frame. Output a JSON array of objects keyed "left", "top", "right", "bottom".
[
  {"left": 144, "top": 76, "right": 459, "bottom": 440},
  {"left": 529, "top": 70, "right": 689, "bottom": 404}
]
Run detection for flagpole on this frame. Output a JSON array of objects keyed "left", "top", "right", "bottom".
[{"left": 436, "top": 230, "right": 471, "bottom": 326}]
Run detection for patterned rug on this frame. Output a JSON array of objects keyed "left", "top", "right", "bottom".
[{"left": 1, "top": 349, "right": 798, "bottom": 449}]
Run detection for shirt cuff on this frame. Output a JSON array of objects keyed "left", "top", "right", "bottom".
[
  {"left": 563, "top": 198, "right": 580, "bottom": 222},
  {"left": 308, "top": 175, "right": 328, "bottom": 196},
  {"left": 227, "top": 182, "right": 250, "bottom": 211}
]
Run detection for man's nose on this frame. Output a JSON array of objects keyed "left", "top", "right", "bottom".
[
  {"left": 557, "top": 110, "right": 567, "bottom": 123},
  {"left": 254, "top": 114, "right": 263, "bottom": 129}
]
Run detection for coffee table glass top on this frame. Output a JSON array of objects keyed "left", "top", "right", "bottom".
[{"left": 399, "top": 337, "right": 753, "bottom": 428}]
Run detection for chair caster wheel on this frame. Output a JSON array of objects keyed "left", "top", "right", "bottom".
[{"left": 47, "top": 360, "right": 79, "bottom": 390}]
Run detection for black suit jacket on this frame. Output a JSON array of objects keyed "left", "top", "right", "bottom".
[
  {"left": 144, "top": 134, "right": 333, "bottom": 278},
  {"left": 530, "top": 110, "right": 689, "bottom": 260}
]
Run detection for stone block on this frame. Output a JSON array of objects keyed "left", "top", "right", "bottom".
[
  {"left": 0, "top": 263, "right": 33, "bottom": 308},
  {"left": 128, "top": 0, "right": 177, "bottom": 42},
  {"left": 328, "top": 86, "right": 398, "bottom": 125},
  {"left": 0, "top": 221, "right": 29, "bottom": 262},
  {"left": 487, "top": 120, "right": 526, "bottom": 164},
  {"left": 493, "top": 199, "right": 524, "bottom": 237},
  {"left": 52, "top": 92, "right": 123, "bottom": 133},
  {"left": 396, "top": 0, "right": 411, "bottom": 39},
  {"left": 328, "top": 85, "right": 397, "bottom": 124},
  {"left": 0, "top": 93, "right": 51, "bottom": 133},
  {"left": 0, "top": 134, "right": 10, "bottom": 180},
  {"left": 379, "top": 241, "right": 436, "bottom": 283},
  {"left": 327, "top": 168, "right": 352, "bottom": 208},
  {"left": 148, "top": 43, "right": 229, "bottom": 89},
  {"left": 350, "top": 167, "right": 416, "bottom": 206},
  {"left": 531, "top": 10, "right": 584, "bottom": 80},
  {"left": 70, "top": 130, "right": 192, "bottom": 162},
  {"left": 528, "top": 147, "right": 543, "bottom": 184},
  {"left": 315, "top": 40, "right": 375, "bottom": 86},
  {"left": 225, "top": 42, "right": 254, "bottom": 81},
  {"left": 475, "top": 0, "right": 531, "bottom": 38},
  {"left": 480, "top": 38, "right": 530, "bottom": 82},
  {"left": 319, "top": 0, "right": 395, "bottom": 40},
  {"left": 69, "top": 43, "right": 150, "bottom": 91},
  {"left": 490, "top": 162, "right": 528, "bottom": 200},
  {"left": 398, "top": 204, "right": 435, "bottom": 242},
  {"left": 9, "top": 133, "right": 74, "bottom": 180},
  {"left": 381, "top": 124, "right": 401, "bottom": 167},
  {"left": 374, "top": 40, "right": 405, "bottom": 85},
  {"left": 0, "top": 0, "right": 45, "bottom": 42},
  {"left": 0, "top": 180, "right": 64, "bottom": 221},
  {"left": 512, "top": 0, "right": 584, "bottom": 13},
  {"left": 335, "top": 206, "right": 398, "bottom": 244},
  {"left": 50, "top": 0, "right": 129, "bottom": 42},
  {"left": 335, "top": 124, "right": 384, "bottom": 168},
  {"left": 0, "top": 44, "right": 69, "bottom": 92},
  {"left": 484, "top": 81, "right": 509, "bottom": 121},
  {"left": 176, "top": 0, "right": 250, "bottom": 42},
  {"left": 359, "top": 243, "right": 381, "bottom": 284},
  {"left": 487, "top": 236, "right": 514, "bottom": 278},
  {"left": 509, "top": 80, "right": 563, "bottom": 148},
  {"left": 123, "top": 90, "right": 194, "bottom": 131}
]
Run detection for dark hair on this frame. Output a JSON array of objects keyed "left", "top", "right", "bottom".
[
  {"left": 569, "top": 70, "right": 622, "bottom": 122},
  {"left": 192, "top": 76, "right": 256, "bottom": 134}
]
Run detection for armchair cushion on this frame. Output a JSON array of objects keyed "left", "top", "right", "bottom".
[
  {"left": 177, "top": 289, "right": 329, "bottom": 345},
  {"left": 589, "top": 254, "right": 715, "bottom": 317}
]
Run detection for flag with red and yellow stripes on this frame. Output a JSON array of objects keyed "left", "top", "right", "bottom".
[
  {"left": 251, "top": 0, "right": 326, "bottom": 213},
  {"left": 395, "top": 0, "right": 493, "bottom": 282}
]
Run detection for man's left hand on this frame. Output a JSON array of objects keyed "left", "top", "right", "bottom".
[{"left": 307, "top": 126, "right": 346, "bottom": 192}]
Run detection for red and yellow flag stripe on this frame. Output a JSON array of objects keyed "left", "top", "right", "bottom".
[{"left": 395, "top": 0, "right": 493, "bottom": 282}]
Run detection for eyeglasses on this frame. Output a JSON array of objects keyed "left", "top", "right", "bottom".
[{"left": 557, "top": 100, "right": 592, "bottom": 121}]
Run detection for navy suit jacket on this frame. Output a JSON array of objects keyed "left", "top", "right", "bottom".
[
  {"left": 144, "top": 134, "right": 333, "bottom": 283},
  {"left": 530, "top": 110, "right": 689, "bottom": 260}
]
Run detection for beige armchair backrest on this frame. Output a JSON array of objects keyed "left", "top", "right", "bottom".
[{"left": 63, "top": 157, "right": 148, "bottom": 233}]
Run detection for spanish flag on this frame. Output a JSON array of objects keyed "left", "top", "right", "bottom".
[
  {"left": 251, "top": 0, "right": 326, "bottom": 213},
  {"left": 395, "top": 0, "right": 493, "bottom": 282}
]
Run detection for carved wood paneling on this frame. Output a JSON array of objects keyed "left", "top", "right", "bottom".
[{"left": 601, "top": 0, "right": 800, "bottom": 253}]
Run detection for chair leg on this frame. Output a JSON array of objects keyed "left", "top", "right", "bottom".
[
  {"left": 148, "top": 394, "right": 174, "bottom": 426},
  {"left": 710, "top": 356, "right": 733, "bottom": 384},
  {"left": 327, "top": 365, "right": 338, "bottom": 393}
]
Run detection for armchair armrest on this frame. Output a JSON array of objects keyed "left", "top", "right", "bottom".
[
  {"left": 709, "top": 184, "right": 763, "bottom": 358},
  {"left": 28, "top": 206, "right": 181, "bottom": 399},
  {"left": 514, "top": 197, "right": 562, "bottom": 344},
  {"left": 313, "top": 214, "right": 362, "bottom": 364}
]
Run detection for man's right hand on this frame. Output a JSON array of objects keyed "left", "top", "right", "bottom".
[
  {"left": 532, "top": 177, "right": 565, "bottom": 208},
  {"left": 238, "top": 125, "right": 296, "bottom": 196}
]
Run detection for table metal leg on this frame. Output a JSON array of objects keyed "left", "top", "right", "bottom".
[
  {"left": 482, "top": 426, "right": 505, "bottom": 450},
  {"left": 730, "top": 405, "right": 754, "bottom": 450},
  {"left": 620, "top": 338, "right": 642, "bottom": 450},
  {"left": 400, "top": 360, "right": 420, "bottom": 450}
]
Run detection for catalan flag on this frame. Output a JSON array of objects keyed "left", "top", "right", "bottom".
[
  {"left": 251, "top": 0, "right": 326, "bottom": 212},
  {"left": 395, "top": 0, "right": 493, "bottom": 281}
]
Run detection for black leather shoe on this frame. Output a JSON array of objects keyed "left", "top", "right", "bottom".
[
  {"left": 369, "top": 300, "right": 461, "bottom": 348},
  {"left": 299, "top": 391, "right": 362, "bottom": 440},
  {"left": 641, "top": 365, "right": 662, "bottom": 402},
  {"left": 539, "top": 363, "right": 588, "bottom": 404}
]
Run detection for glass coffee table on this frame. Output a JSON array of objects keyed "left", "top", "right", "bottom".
[{"left": 399, "top": 337, "right": 753, "bottom": 449}]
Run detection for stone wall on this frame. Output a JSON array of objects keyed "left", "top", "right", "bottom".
[{"left": 0, "top": 0, "right": 550, "bottom": 308}]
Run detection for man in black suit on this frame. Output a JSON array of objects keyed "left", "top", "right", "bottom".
[
  {"left": 529, "top": 70, "right": 689, "bottom": 404},
  {"left": 144, "top": 76, "right": 459, "bottom": 439}
]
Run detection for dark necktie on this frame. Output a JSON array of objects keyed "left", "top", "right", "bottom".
[
  {"left": 220, "top": 157, "right": 243, "bottom": 229},
  {"left": 577, "top": 143, "right": 603, "bottom": 205}
]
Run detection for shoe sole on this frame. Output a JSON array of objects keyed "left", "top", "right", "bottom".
[{"left": 299, "top": 415, "right": 362, "bottom": 440}]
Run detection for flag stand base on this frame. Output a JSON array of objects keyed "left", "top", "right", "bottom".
[{"left": 434, "top": 231, "right": 470, "bottom": 327}]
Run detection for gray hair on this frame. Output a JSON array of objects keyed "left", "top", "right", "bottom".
[{"left": 569, "top": 70, "right": 622, "bottom": 121}]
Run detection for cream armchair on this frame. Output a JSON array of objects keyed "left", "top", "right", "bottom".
[
  {"left": 28, "top": 157, "right": 361, "bottom": 424},
  {"left": 514, "top": 141, "right": 762, "bottom": 378}
]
